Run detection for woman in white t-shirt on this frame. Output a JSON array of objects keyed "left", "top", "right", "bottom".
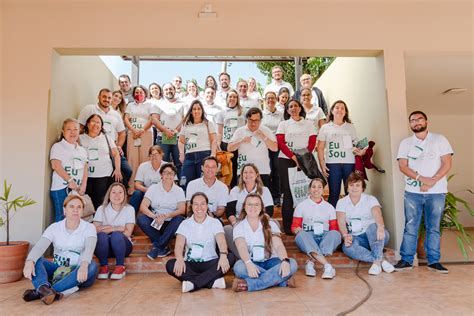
[
  {"left": 336, "top": 172, "right": 394, "bottom": 275},
  {"left": 178, "top": 99, "right": 217, "bottom": 190},
  {"left": 111, "top": 90, "right": 126, "bottom": 116},
  {"left": 166, "top": 192, "right": 237, "bottom": 292},
  {"left": 247, "top": 77, "right": 262, "bottom": 103},
  {"left": 232, "top": 194, "right": 297, "bottom": 292},
  {"left": 182, "top": 80, "right": 202, "bottom": 113},
  {"left": 124, "top": 85, "right": 154, "bottom": 192},
  {"left": 300, "top": 87, "right": 326, "bottom": 134},
  {"left": 317, "top": 100, "right": 365, "bottom": 208},
  {"left": 50, "top": 118, "right": 88, "bottom": 222},
  {"left": 137, "top": 163, "right": 186, "bottom": 259},
  {"left": 292, "top": 178, "right": 341, "bottom": 279},
  {"left": 148, "top": 83, "right": 163, "bottom": 144},
  {"left": 276, "top": 87, "right": 290, "bottom": 112},
  {"left": 199, "top": 75, "right": 218, "bottom": 98},
  {"left": 276, "top": 99, "right": 317, "bottom": 235},
  {"left": 216, "top": 89, "right": 245, "bottom": 187},
  {"left": 93, "top": 183, "right": 135, "bottom": 281},
  {"left": 80, "top": 114, "right": 122, "bottom": 209},
  {"left": 22, "top": 195, "right": 98, "bottom": 305}
]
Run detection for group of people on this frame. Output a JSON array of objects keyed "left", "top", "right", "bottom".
[{"left": 23, "top": 67, "right": 453, "bottom": 304}]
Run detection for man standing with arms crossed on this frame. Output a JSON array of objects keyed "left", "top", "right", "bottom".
[{"left": 394, "top": 111, "right": 453, "bottom": 273}]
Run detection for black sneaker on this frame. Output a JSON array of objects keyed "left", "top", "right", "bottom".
[
  {"left": 428, "top": 263, "right": 449, "bottom": 274},
  {"left": 394, "top": 260, "right": 413, "bottom": 271}
]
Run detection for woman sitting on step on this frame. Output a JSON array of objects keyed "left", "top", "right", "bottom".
[
  {"left": 292, "top": 178, "right": 341, "bottom": 279},
  {"left": 166, "top": 192, "right": 237, "bottom": 292},
  {"left": 93, "top": 182, "right": 135, "bottom": 280},
  {"left": 22, "top": 195, "right": 98, "bottom": 305},
  {"left": 336, "top": 172, "right": 395, "bottom": 275},
  {"left": 232, "top": 194, "right": 298, "bottom": 292}
]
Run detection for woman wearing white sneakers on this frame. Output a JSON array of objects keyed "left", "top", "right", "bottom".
[
  {"left": 94, "top": 182, "right": 135, "bottom": 280},
  {"left": 336, "top": 172, "right": 394, "bottom": 275},
  {"left": 166, "top": 192, "right": 236, "bottom": 292},
  {"left": 292, "top": 178, "right": 341, "bottom": 279}
]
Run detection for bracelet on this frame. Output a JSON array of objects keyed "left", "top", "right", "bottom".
[{"left": 220, "top": 252, "right": 228, "bottom": 255}]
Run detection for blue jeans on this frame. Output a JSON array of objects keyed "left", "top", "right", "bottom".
[
  {"left": 295, "top": 230, "right": 342, "bottom": 256},
  {"left": 327, "top": 163, "right": 355, "bottom": 207},
  {"left": 50, "top": 188, "right": 68, "bottom": 222},
  {"left": 137, "top": 214, "right": 184, "bottom": 249},
  {"left": 129, "top": 190, "right": 145, "bottom": 213},
  {"left": 233, "top": 257, "right": 298, "bottom": 292},
  {"left": 95, "top": 232, "right": 133, "bottom": 266},
  {"left": 160, "top": 139, "right": 182, "bottom": 178},
  {"left": 32, "top": 257, "right": 98, "bottom": 292},
  {"left": 121, "top": 155, "right": 132, "bottom": 188},
  {"left": 342, "top": 223, "right": 389, "bottom": 262},
  {"left": 180, "top": 150, "right": 211, "bottom": 190},
  {"left": 400, "top": 191, "right": 446, "bottom": 265}
]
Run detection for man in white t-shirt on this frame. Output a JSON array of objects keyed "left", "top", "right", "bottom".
[
  {"left": 202, "top": 87, "right": 224, "bottom": 124},
  {"left": 263, "top": 65, "right": 295, "bottom": 97},
  {"left": 185, "top": 156, "right": 229, "bottom": 218},
  {"left": 172, "top": 76, "right": 184, "bottom": 99},
  {"left": 214, "top": 72, "right": 231, "bottom": 107},
  {"left": 394, "top": 111, "right": 453, "bottom": 274},
  {"left": 119, "top": 74, "right": 134, "bottom": 104},
  {"left": 237, "top": 79, "right": 260, "bottom": 113}
]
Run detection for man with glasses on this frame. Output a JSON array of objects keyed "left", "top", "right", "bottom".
[
  {"left": 237, "top": 79, "right": 260, "bottom": 113},
  {"left": 293, "top": 74, "right": 328, "bottom": 115},
  {"left": 172, "top": 76, "right": 184, "bottom": 99},
  {"left": 263, "top": 65, "right": 295, "bottom": 97},
  {"left": 394, "top": 111, "right": 453, "bottom": 273}
]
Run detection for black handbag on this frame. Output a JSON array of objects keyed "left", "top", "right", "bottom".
[{"left": 293, "top": 148, "right": 327, "bottom": 186}]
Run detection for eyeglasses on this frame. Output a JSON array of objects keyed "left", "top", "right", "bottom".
[
  {"left": 248, "top": 118, "right": 261, "bottom": 123},
  {"left": 162, "top": 171, "right": 175, "bottom": 176}
]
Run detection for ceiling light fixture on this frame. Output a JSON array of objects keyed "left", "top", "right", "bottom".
[{"left": 442, "top": 88, "right": 467, "bottom": 95}]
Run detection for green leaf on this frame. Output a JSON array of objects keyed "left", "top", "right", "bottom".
[{"left": 456, "top": 236, "right": 469, "bottom": 260}]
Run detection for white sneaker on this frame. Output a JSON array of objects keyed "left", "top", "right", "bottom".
[
  {"left": 61, "top": 286, "right": 79, "bottom": 297},
  {"left": 381, "top": 260, "right": 395, "bottom": 273},
  {"left": 368, "top": 263, "right": 382, "bottom": 275},
  {"left": 321, "top": 264, "right": 336, "bottom": 279},
  {"left": 305, "top": 260, "right": 316, "bottom": 277},
  {"left": 211, "top": 277, "right": 226, "bottom": 289},
  {"left": 182, "top": 281, "right": 194, "bottom": 293}
]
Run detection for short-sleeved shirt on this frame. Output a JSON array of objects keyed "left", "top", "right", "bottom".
[
  {"left": 180, "top": 122, "right": 216, "bottom": 154},
  {"left": 304, "top": 106, "right": 326, "bottom": 134},
  {"left": 50, "top": 139, "right": 88, "bottom": 190},
  {"left": 230, "top": 125, "right": 276, "bottom": 175},
  {"left": 125, "top": 101, "right": 153, "bottom": 131},
  {"left": 182, "top": 95, "right": 204, "bottom": 113},
  {"left": 294, "top": 198, "right": 336, "bottom": 233},
  {"left": 248, "top": 91, "right": 262, "bottom": 101},
  {"left": 93, "top": 203, "right": 136, "bottom": 227},
  {"left": 176, "top": 215, "right": 224, "bottom": 262},
  {"left": 185, "top": 178, "right": 229, "bottom": 214},
  {"left": 135, "top": 161, "right": 168, "bottom": 187},
  {"left": 264, "top": 81, "right": 295, "bottom": 96},
  {"left": 262, "top": 108, "right": 284, "bottom": 135},
  {"left": 228, "top": 185, "right": 273, "bottom": 217},
  {"left": 215, "top": 107, "right": 246, "bottom": 143},
  {"left": 317, "top": 122, "right": 358, "bottom": 164},
  {"left": 203, "top": 102, "right": 224, "bottom": 124},
  {"left": 214, "top": 89, "right": 229, "bottom": 108},
  {"left": 336, "top": 193, "right": 380, "bottom": 236},
  {"left": 397, "top": 132, "right": 453, "bottom": 194},
  {"left": 144, "top": 182, "right": 185, "bottom": 220},
  {"left": 79, "top": 134, "right": 116, "bottom": 178},
  {"left": 240, "top": 97, "right": 260, "bottom": 113},
  {"left": 77, "top": 104, "right": 125, "bottom": 141},
  {"left": 233, "top": 218, "right": 281, "bottom": 260},
  {"left": 276, "top": 118, "right": 316, "bottom": 159},
  {"left": 150, "top": 99, "right": 185, "bottom": 130},
  {"left": 42, "top": 219, "right": 97, "bottom": 267}
]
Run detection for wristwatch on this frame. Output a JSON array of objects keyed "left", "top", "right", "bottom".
[{"left": 282, "top": 258, "right": 290, "bottom": 263}]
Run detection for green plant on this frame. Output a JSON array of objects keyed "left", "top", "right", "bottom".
[{"left": 0, "top": 180, "right": 36, "bottom": 245}]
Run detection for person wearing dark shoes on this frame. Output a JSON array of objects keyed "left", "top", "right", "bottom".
[{"left": 395, "top": 111, "right": 453, "bottom": 274}]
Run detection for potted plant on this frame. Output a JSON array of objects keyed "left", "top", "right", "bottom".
[
  {"left": 0, "top": 180, "right": 36, "bottom": 283},
  {"left": 418, "top": 175, "right": 473, "bottom": 259}
]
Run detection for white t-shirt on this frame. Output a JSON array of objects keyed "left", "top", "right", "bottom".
[
  {"left": 264, "top": 81, "right": 295, "bottom": 97},
  {"left": 240, "top": 97, "right": 260, "bottom": 113},
  {"left": 144, "top": 182, "right": 185, "bottom": 220},
  {"left": 79, "top": 133, "right": 116, "bottom": 178},
  {"left": 203, "top": 102, "right": 224, "bottom": 124},
  {"left": 318, "top": 122, "right": 358, "bottom": 164},
  {"left": 78, "top": 104, "right": 125, "bottom": 141},
  {"left": 150, "top": 99, "right": 185, "bottom": 130},
  {"left": 294, "top": 198, "right": 336, "bottom": 234},
  {"left": 233, "top": 218, "right": 281, "bottom": 260},
  {"left": 228, "top": 185, "right": 273, "bottom": 217},
  {"left": 214, "top": 89, "right": 230, "bottom": 108},
  {"left": 125, "top": 101, "right": 153, "bottom": 132},
  {"left": 304, "top": 105, "right": 326, "bottom": 134},
  {"left": 182, "top": 95, "right": 203, "bottom": 113},
  {"left": 276, "top": 118, "right": 316, "bottom": 159},
  {"left": 93, "top": 203, "right": 136, "bottom": 227},
  {"left": 248, "top": 91, "right": 262, "bottom": 101},
  {"left": 42, "top": 219, "right": 97, "bottom": 267},
  {"left": 336, "top": 193, "right": 380, "bottom": 236},
  {"left": 397, "top": 132, "right": 453, "bottom": 194},
  {"left": 50, "top": 139, "right": 88, "bottom": 190},
  {"left": 176, "top": 215, "right": 224, "bottom": 262},
  {"left": 230, "top": 125, "right": 276, "bottom": 175},
  {"left": 215, "top": 107, "right": 246, "bottom": 143},
  {"left": 185, "top": 178, "right": 229, "bottom": 214},
  {"left": 180, "top": 121, "right": 216, "bottom": 154},
  {"left": 262, "top": 108, "right": 284, "bottom": 135},
  {"left": 135, "top": 161, "right": 167, "bottom": 187}
]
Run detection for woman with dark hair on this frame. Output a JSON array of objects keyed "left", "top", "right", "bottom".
[
  {"left": 276, "top": 87, "right": 290, "bottom": 112},
  {"left": 232, "top": 194, "right": 298, "bottom": 292},
  {"left": 50, "top": 118, "right": 88, "bottom": 222},
  {"left": 276, "top": 99, "right": 316, "bottom": 235},
  {"left": 300, "top": 87, "right": 326, "bottom": 134},
  {"left": 148, "top": 82, "right": 163, "bottom": 105},
  {"left": 80, "top": 114, "right": 122, "bottom": 209},
  {"left": 200, "top": 75, "right": 218, "bottom": 97},
  {"left": 178, "top": 100, "right": 217, "bottom": 190},
  {"left": 166, "top": 192, "right": 236, "bottom": 292},
  {"left": 111, "top": 90, "right": 127, "bottom": 116},
  {"left": 317, "top": 100, "right": 364, "bottom": 207}
]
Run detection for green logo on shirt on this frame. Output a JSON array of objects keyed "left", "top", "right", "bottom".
[{"left": 328, "top": 141, "right": 346, "bottom": 158}]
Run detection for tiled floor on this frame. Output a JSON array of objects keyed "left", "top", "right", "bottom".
[{"left": 0, "top": 264, "right": 473, "bottom": 315}]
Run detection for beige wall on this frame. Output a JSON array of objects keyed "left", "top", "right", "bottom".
[{"left": 1, "top": 0, "right": 472, "bottom": 243}]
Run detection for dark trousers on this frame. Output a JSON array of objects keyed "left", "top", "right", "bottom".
[
  {"left": 327, "top": 163, "right": 355, "bottom": 207},
  {"left": 166, "top": 253, "right": 236, "bottom": 291},
  {"left": 159, "top": 137, "right": 182, "bottom": 178},
  {"left": 278, "top": 158, "right": 297, "bottom": 234},
  {"left": 86, "top": 177, "right": 112, "bottom": 210},
  {"left": 181, "top": 150, "right": 211, "bottom": 191},
  {"left": 221, "top": 142, "right": 238, "bottom": 187},
  {"left": 121, "top": 155, "right": 132, "bottom": 189},
  {"left": 268, "top": 150, "right": 281, "bottom": 202},
  {"left": 137, "top": 214, "right": 184, "bottom": 248},
  {"left": 95, "top": 231, "right": 133, "bottom": 266}
]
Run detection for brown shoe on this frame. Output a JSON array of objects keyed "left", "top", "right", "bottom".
[
  {"left": 232, "top": 278, "right": 248, "bottom": 292},
  {"left": 37, "top": 285, "right": 57, "bottom": 305},
  {"left": 22, "top": 289, "right": 40, "bottom": 302},
  {"left": 287, "top": 275, "right": 296, "bottom": 288}
]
